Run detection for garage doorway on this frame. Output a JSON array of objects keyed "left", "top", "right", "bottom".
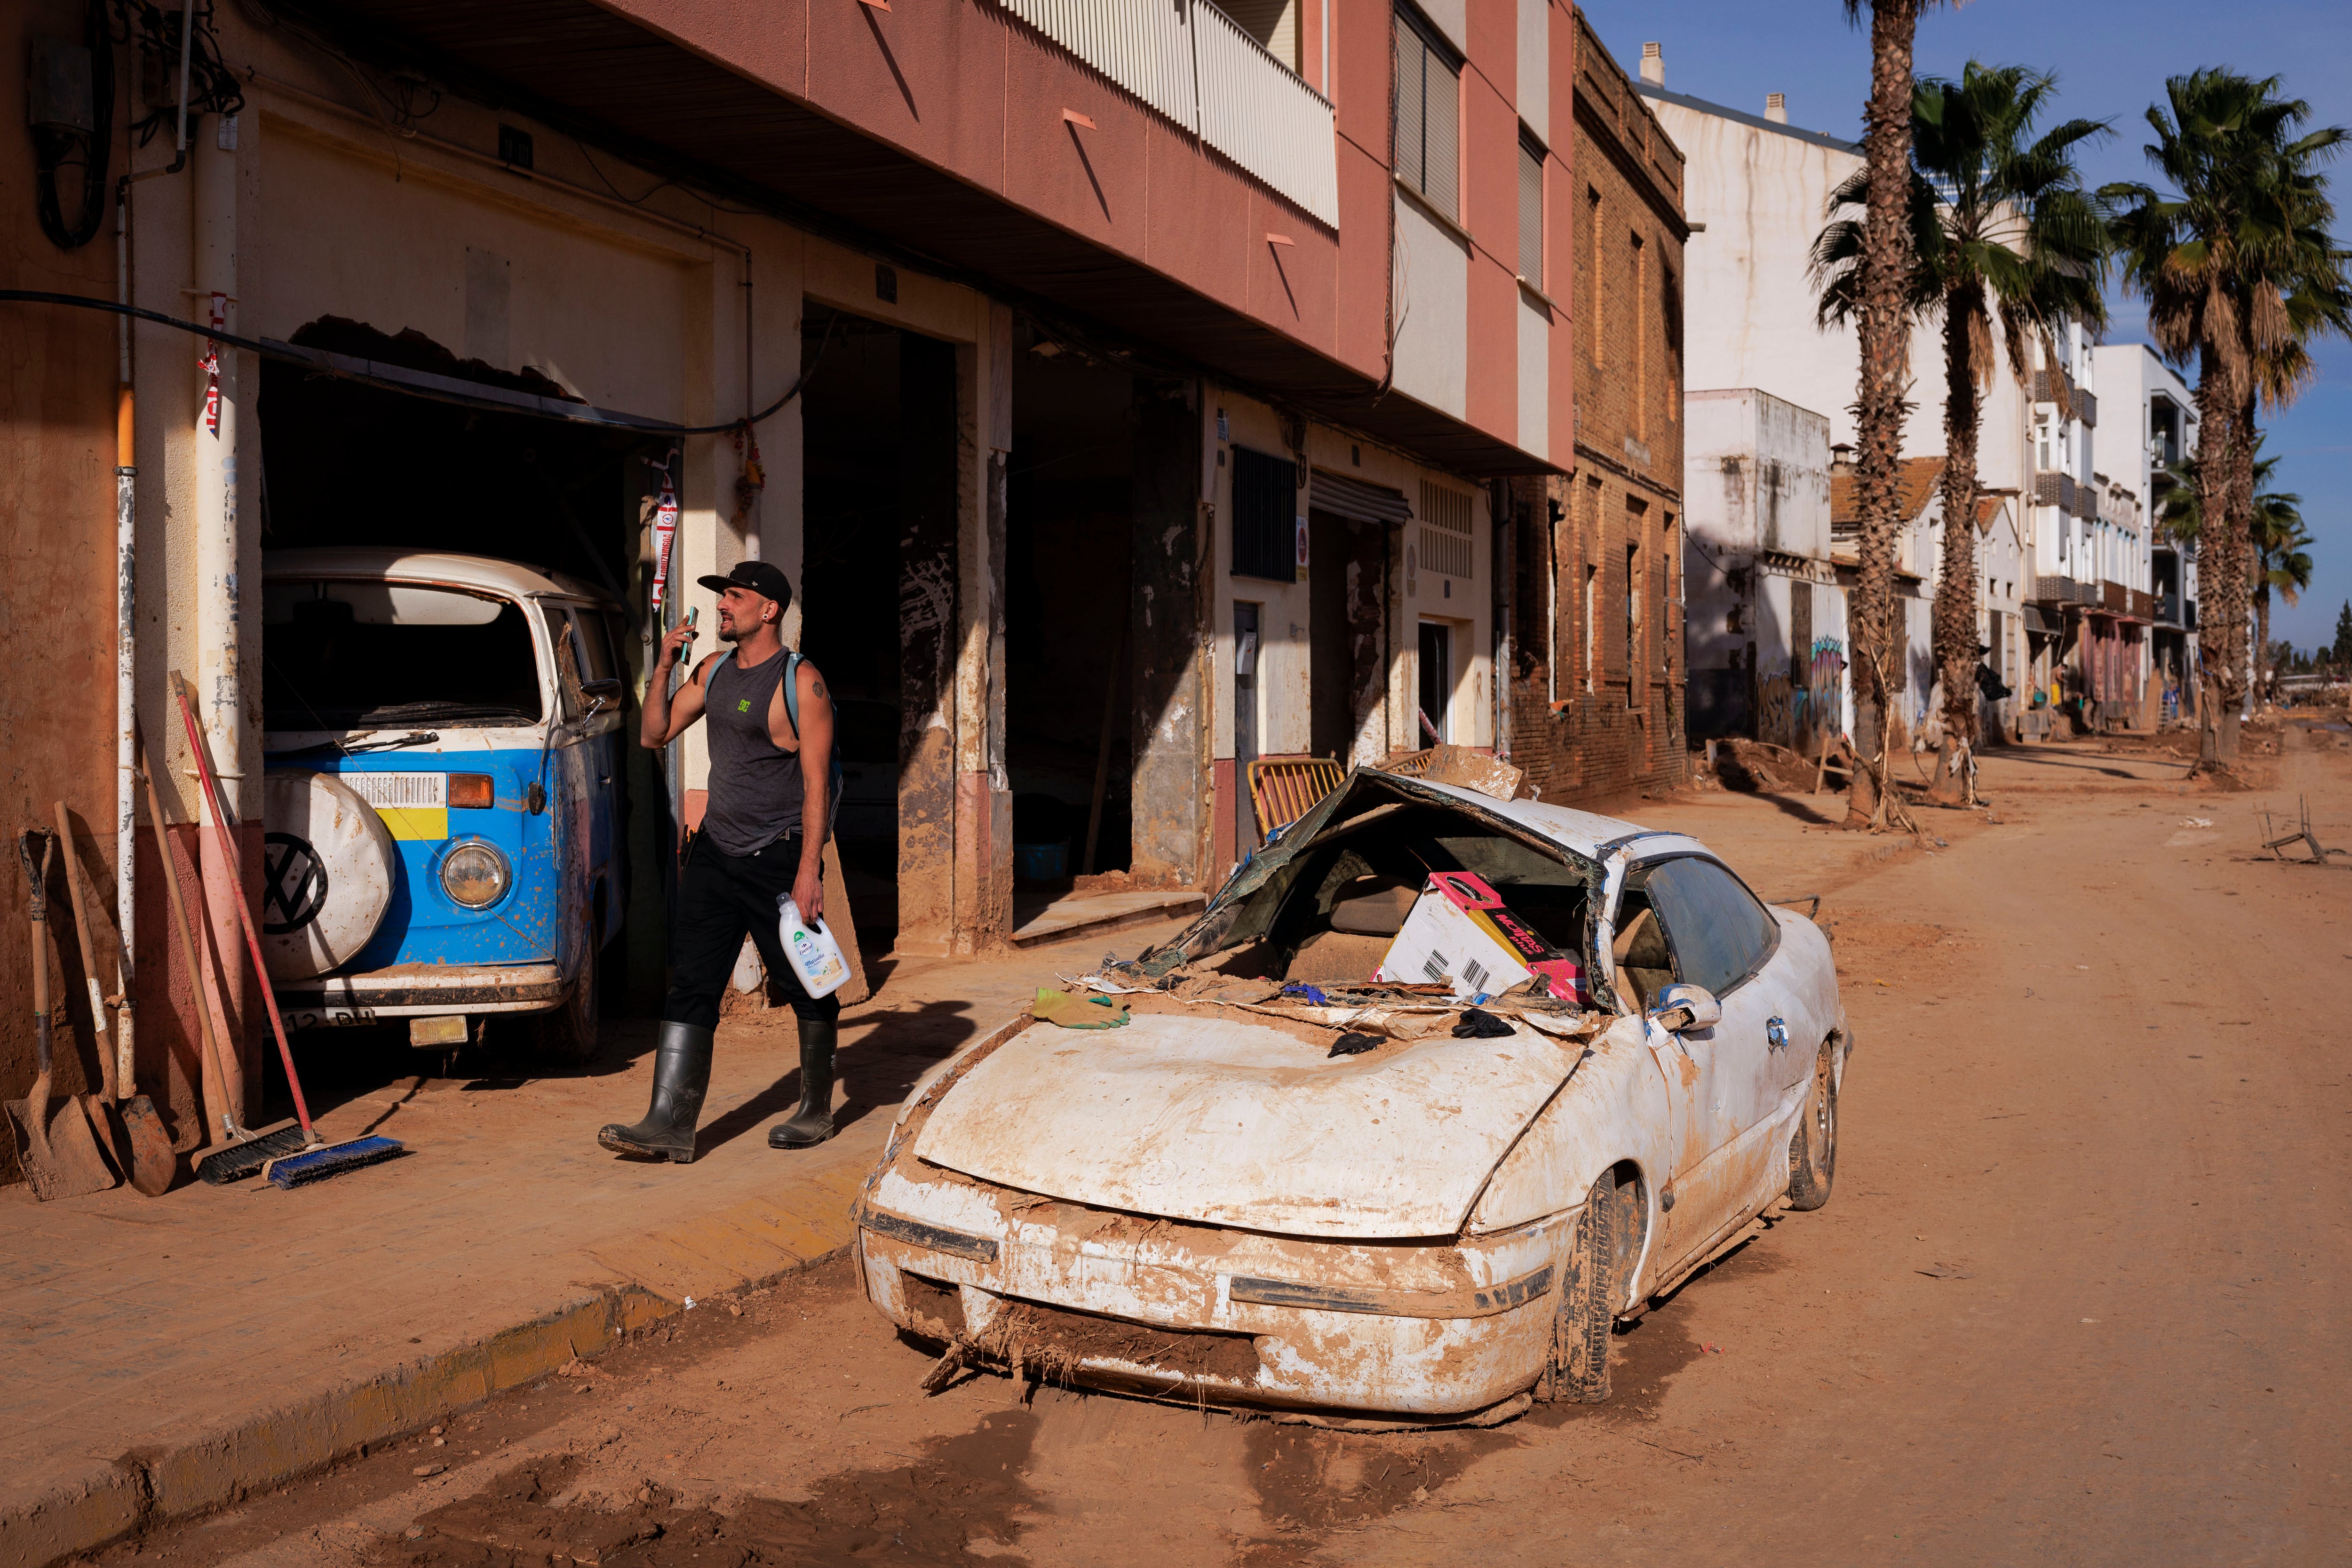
[
  {"left": 1006, "top": 331, "right": 1136, "bottom": 891},
  {"left": 798, "top": 305, "right": 959, "bottom": 955},
  {"left": 257, "top": 316, "right": 661, "bottom": 1005}
]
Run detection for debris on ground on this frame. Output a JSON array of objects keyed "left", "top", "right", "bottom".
[{"left": 1706, "top": 738, "right": 1821, "bottom": 795}]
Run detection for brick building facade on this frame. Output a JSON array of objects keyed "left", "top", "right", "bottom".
[{"left": 1502, "top": 16, "right": 1688, "bottom": 805}]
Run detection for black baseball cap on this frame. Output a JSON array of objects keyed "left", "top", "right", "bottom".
[{"left": 697, "top": 560, "right": 794, "bottom": 611}]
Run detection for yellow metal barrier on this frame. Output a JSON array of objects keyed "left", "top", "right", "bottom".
[{"left": 1247, "top": 756, "right": 1345, "bottom": 835}]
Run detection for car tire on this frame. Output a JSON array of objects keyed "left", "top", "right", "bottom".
[
  {"left": 1542, "top": 1171, "right": 1626, "bottom": 1404},
  {"left": 530, "top": 913, "right": 602, "bottom": 1065},
  {"left": 1785, "top": 1044, "right": 1838, "bottom": 1210}
]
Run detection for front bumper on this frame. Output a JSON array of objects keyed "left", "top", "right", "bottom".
[
  {"left": 857, "top": 1163, "right": 1573, "bottom": 1418},
  {"left": 275, "top": 962, "right": 565, "bottom": 1026}
]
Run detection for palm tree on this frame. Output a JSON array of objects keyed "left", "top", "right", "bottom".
[
  {"left": 1836, "top": 0, "right": 1949, "bottom": 827},
  {"left": 2250, "top": 483, "right": 2311, "bottom": 704},
  {"left": 1814, "top": 63, "right": 2109, "bottom": 800},
  {"left": 2154, "top": 438, "right": 2312, "bottom": 702},
  {"left": 2106, "top": 70, "right": 2352, "bottom": 764}
]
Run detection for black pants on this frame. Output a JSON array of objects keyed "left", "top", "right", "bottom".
[{"left": 664, "top": 833, "right": 841, "bottom": 1030}]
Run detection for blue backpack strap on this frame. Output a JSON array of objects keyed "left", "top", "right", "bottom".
[{"left": 781, "top": 651, "right": 843, "bottom": 841}]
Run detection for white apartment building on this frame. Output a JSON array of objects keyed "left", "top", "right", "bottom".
[
  {"left": 1641, "top": 55, "right": 2038, "bottom": 749},
  {"left": 2091, "top": 343, "right": 2201, "bottom": 725}
]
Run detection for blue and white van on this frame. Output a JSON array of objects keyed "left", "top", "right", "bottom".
[{"left": 260, "top": 549, "right": 629, "bottom": 1058}]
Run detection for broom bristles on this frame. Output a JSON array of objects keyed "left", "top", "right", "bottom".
[
  {"left": 264, "top": 1135, "right": 405, "bottom": 1188},
  {"left": 195, "top": 1124, "right": 311, "bottom": 1186}
]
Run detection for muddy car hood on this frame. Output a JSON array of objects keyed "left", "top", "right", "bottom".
[{"left": 910, "top": 1012, "right": 1579, "bottom": 1240}]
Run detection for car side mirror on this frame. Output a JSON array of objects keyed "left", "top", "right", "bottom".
[{"left": 1649, "top": 983, "right": 1721, "bottom": 1033}]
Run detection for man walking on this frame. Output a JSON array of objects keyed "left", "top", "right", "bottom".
[{"left": 599, "top": 560, "right": 843, "bottom": 1163}]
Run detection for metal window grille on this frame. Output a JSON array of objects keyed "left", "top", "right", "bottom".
[
  {"left": 1419, "top": 480, "right": 1472, "bottom": 578},
  {"left": 1232, "top": 446, "right": 1299, "bottom": 582},
  {"left": 1518, "top": 134, "right": 1544, "bottom": 280}
]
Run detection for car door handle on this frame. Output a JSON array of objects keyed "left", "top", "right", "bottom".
[{"left": 1766, "top": 1017, "right": 1790, "bottom": 1051}]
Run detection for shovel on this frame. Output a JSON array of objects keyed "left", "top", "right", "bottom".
[
  {"left": 54, "top": 802, "right": 176, "bottom": 1196},
  {"left": 5, "top": 831, "right": 117, "bottom": 1201}
]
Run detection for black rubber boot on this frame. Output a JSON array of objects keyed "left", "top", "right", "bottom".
[
  {"left": 597, "top": 1021, "right": 713, "bottom": 1163},
  {"left": 769, "top": 1017, "right": 838, "bottom": 1149}
]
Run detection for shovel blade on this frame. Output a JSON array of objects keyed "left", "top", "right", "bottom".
[
  {"left": 5, "top": 1096, "right": 119, "bottom": 1201},
  {"left": 119, "top": 1096, "right": 179, "bottom": 1196}
]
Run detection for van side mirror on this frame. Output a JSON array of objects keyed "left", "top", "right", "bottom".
[{"left": 1650, "top": 983, "right": 1721, "bottom": 1033}]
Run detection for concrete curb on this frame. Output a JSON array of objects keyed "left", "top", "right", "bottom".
[{"left": 2, "top": 1187, "right": 862, "bottom": 1568}]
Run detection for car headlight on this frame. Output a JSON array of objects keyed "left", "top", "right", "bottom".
[{"left": 439, "top": 839, "right": 511, "bottom": 909}]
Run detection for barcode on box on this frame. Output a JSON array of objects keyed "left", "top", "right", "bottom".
[
  {"left": 1422, "top": 953, "right": 1449, "bottom": 983},
  {"left": 342, "top": 772, "right": 446, "bottom": 809},
  {"left": 1463, "top": 958, "right": 1491, "bottom": 994}
]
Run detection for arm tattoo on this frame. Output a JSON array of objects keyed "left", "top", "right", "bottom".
[{"left": 810, "top": 678, "right": 827, "bottom": 700}]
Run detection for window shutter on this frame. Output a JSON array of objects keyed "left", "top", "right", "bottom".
[
  {"left": 1518, "top": 137, "right": 1543, "bottom": 280},
  {"left": 1423, "top": 46, "right": 1459, "bottom": 219},
  {"left": 1418, "top": 480, "right": 1473, "bottom": 578},
  {"left": 1393, "top": 15, "right": 1424, "bottom": 193}
]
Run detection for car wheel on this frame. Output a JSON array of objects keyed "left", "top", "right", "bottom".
[
  {"left": 1542, "top": 1170, "right": 1628, "bottom": 1404},
  {"left": 1785, "top": 1044, "right": 1838, "bottom": 1210},
  {"left": 530, "top": 913, "right": 602, "bottom": 1065}
]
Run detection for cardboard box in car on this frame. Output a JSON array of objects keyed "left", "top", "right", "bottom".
[{"left": 1375, "top": 871, "right": 1586, "bottom": 1003}]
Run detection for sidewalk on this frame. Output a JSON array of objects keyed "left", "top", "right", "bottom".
[{"left": 0, "top": 915, "right": 1192, "bottom": 1568}]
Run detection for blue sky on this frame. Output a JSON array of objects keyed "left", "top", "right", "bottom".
[{"left": 1577, "top": 0, "right": 2352, "bottom": 652}]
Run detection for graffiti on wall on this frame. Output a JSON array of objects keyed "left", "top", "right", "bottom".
[{"left": 1757, "top": 638, "right": 1848, "bottom": 754}]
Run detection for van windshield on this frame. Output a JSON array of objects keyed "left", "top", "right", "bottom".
[{"left": 264, "top": 580, "right": 543, "bottom": 729}]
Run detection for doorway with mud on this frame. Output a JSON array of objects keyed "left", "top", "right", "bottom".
[
  {"left": 797, "top": 305, "right": 959, "bottom": 955},
  {"left": 1004, "top": 326, "right": 1199, "bottom": 916}
]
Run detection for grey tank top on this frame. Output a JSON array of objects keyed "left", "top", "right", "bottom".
[{"left": 700, "top": 649, "right": 816, "bottom": 855}]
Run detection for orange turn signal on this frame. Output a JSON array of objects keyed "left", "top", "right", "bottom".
[{"left": 448, "top": 773, "right": 495, "bottom": 810}]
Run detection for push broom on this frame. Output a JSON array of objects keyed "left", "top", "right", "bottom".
[{"left": 172, "top": 675, "right": 404, "bottom": 1188}]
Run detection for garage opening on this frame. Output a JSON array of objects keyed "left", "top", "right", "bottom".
[
  {"left": 798, "top": 305, "right": 959, "bottom": 954},
  {"left": 1006, "top": 330, "right": 1136, "bottom": 899},
  {"left": 256, "top": 318, "right": 665, "bottom": 1011},
  {"left": 259, "top": 318, "right": 637, "bottom": 593}
]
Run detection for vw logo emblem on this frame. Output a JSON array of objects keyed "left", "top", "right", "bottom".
[{"left": 262, "top": 832, "right": 330, "bottom": 934}]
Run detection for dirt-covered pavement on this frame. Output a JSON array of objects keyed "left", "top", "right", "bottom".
[{"left": 83, "top": 724, "right": 2352, "bottom": 1567}]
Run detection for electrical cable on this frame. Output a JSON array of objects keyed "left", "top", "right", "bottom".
[{"left": 0, "top": 289, "right": 835, "bottom": 436}]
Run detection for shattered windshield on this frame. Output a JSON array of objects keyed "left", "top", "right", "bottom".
[
  {"left": 263, "top": 580, "right": 544, "bottom": 729},
  {"left": 1145, "top": 774, "right": 1604, "bottom": 998}
]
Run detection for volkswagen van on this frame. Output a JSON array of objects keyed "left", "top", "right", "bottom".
[{"left": 259, "top": 549, "right": 629, "bottom": 1059}]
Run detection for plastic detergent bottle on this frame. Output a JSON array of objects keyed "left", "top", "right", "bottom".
[{"left": 776, "top": 897, "right": 852, "bottom": 998}]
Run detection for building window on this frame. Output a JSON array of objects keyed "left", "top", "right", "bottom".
[
  {"left": 1518, "top": 132, "right": 1545, "bottom": 282},
  {"left": 1581, "top": 563, "right": 1598, "bottom": 694},
  {"left": 1394, "top": 5, "right": 1461, "bottom": 220},
  {"left": 1625, "top": 537, "right": 1642, "bottom": 706},
  {"left": 1631, "top": 232, "right": 1648, "bottom": 441},
  {"left": 1418, "top": 480, "right": 1474, "bottom": 579},
  {"left": 1232, "top": 446, "right": 1298, "bottom": 582},
  {"left": 1221, "top": 0, "right": 1301, "bottom": 72},
  {"left": 1584, "top": 187, "right": 1603, "bottom": 363}
]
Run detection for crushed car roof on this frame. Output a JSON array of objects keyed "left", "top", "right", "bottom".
[{"left": 1385, "top": 776, "right": 1703, "bottom": 864}]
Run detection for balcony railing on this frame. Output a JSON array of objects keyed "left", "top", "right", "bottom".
[
  {"left": 999, "top": 0, "right": 1340, "bottom": 227},
  {"left": 2154, "top": 590, "right": 2181, "bottom": 625}
]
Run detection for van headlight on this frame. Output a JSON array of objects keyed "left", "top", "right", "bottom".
[{"left": 440, "top": 840, "right": 511, "bottom": 908}]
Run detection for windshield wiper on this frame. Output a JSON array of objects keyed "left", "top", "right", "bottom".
[
  {"left": 264, "top": 730, "right": 442, "bottom": 759},
  {"left": 358, "top": 701, "right": 536, "bottom": 723}
]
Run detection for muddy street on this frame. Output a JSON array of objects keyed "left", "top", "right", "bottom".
[{"left": 86, "top": 734, "right": 2352, "bottom": 1567}]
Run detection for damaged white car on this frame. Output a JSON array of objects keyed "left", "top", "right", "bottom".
[{"left": 853, "top": 768, "right": 1849, "bottom": 1425}]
